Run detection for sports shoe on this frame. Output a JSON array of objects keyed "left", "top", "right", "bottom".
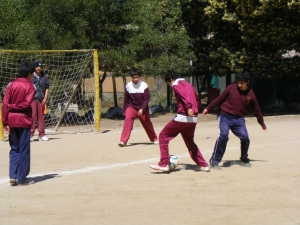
[
  {"left": 195, "top": 166, "right": 210, "bottom": 172},
  {"left": 240, "top": 161, "right": 251, "bottom": 167},
  {"left": 30, "top": 137, "right": 34, "bottom": 142},
  {"left": 10, "top": 178, "right": 17, "bottom": 186},
  {"left": 210, "top": 164, "right": 221, "bottom": 170},
  {"left": 152, "top": 140, "right": 159, "bottom": 144},
  {"left": 18, "top": 178, "right": 34, "bottom": 186},
  {"left": 149, "top": 165, "right": 169, "bottom": 172},
  {"left": 39, "top": 136, "right": 49, "bottom": 141},
  {"left": 118, "top": 142, "right": 126, "bottom": 147}
]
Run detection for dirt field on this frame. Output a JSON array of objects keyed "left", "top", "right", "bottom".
[{"left": 0, "top": 113, "right": 299, "bottom": 225}]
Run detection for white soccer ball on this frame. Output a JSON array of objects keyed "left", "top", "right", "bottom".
[{"left": 169, "top": 155, "right": 179, "bottom": 169}]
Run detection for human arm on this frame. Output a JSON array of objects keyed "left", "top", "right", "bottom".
[
  {"left": 122, "top": 88, "right": 129, "bottom": 115},
  {"left": 140, "top": 86, "right": 150, "bottom": 112},
  {"left": 1, "top": 88, "right": 10, "bottom": 126},
  {"left": 9, "top": 87, "right": 36, "bottom": 111},
  {"left": 203, "top": 87, "right": 229, "bottom": 114},
  {"left": 42, "top": 88, "right": 49, "bottom": 105},
  {"left": 42, "top": 75, "right": 50, "bottom": 105}
]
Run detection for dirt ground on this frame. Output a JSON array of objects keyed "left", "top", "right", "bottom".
[{"left": 0, "top": 113, "right": 299, "bottom": 225}]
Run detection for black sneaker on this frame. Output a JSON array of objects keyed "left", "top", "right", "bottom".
[
  {"left": 210, "top": 164, "right": 221, "bottom": 170},
  {"left": 18, "top": 178, "right": 34, "bottom": 186}
]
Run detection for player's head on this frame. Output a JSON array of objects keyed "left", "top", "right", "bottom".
[
  {"left": 130, "top": 68, "right": 142, "bottom": 85},
  {"left": 18, "top": 62, "right": 34, "bottom": 79},
  {"left": 33, "top": 61, "right": 42, "bottom": 74},
  {"left": 236, "top": 71, "right": 250, "bottom": 91},
  {"left": 164, "top": 70, "right": 182, "bottom": 87}
]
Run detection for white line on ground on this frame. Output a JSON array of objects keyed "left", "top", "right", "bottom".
[{"left": 0, "top": 140, "right": 299, "bottom": 186}]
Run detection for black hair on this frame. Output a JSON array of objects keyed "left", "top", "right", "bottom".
[
  {"left": 18, "top": 62, "right": 34, "bottom": 78},
  {"left": 164, "top": 70, "right": 182, "bottom": 82},
  {"left": 236, "top": 71, "right": 250, "bottom": 82},
  {"left": 130, "top": 68, "right": 142, "bottom": 77}
]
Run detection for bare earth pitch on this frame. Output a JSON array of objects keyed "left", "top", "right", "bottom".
[{"left": 0, "top": 114, "right": 299, "bottom": 225}]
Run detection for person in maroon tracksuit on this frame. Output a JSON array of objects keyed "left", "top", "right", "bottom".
[
  {"left": 119, "top": 68, "right": 158, "bottom": 147},
  {"left": 203, "top": 71, "right": 267, "bottom": 170},
  {"left": 150, "top": 70, "right": 209, "bottom": 172},
  {"left": 2, "top": 62, "right": 36, "bottom": 186},
  {"left": 30, "top": 61, "right": 50, "bottom": 141}
]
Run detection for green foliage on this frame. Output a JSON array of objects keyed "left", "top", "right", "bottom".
[
  {"left": 1, "top": 0, "right": 299, "bottom": 79},
  {"left": 182, "top": 0, "right": 300, "bottom": 77},
  {"left": 122, "top": 0, "right": 196, "bottom": 76}
]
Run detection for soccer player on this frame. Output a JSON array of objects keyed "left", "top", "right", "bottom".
[
  {"left": 30, "top": 61, "right": 50, "bottom": 141},
  {"left": 2, "top": 62, "right": 36, "bottom": 186},
  {"left": 150, "top": 70, "right": 210, "bottom": 172},
  {"left": 203, "top": 71, "right": 267, "bottom": 170},
  {"left": 119, "top": 68, "right": 158, "bottom": 147}
]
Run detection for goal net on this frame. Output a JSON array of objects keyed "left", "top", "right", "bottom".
[{"left": 0, "top": 50, "right": 100, "bottom": 137}]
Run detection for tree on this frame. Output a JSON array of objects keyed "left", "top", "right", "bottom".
[
  {"left": 182, "top": 0, "right": 300, "bottom": 78},
  {"left": 124, "top": 0, "right": 196, "bottom": 76}
]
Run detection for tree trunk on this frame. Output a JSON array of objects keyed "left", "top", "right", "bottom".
[{"left": 112, "top": 73, "right": 118, "bottom": 107}]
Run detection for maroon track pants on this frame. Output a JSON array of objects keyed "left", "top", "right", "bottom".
[
  {"left": 120, "top": 107, "right": 157, "bottom": 145},
  {"left": 31, "top": 101, "right": 46, "bottom": 138},
  {"left": 158, "top": 119, "right": 208, "bottom": 167}
]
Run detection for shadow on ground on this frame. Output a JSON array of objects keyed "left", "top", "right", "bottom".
[{"left": 30, "top": 174, "right": 59, "bottom": 184}]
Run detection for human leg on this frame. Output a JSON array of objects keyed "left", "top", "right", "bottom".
[
  {"left": 138, "top": 110, "right": 157, "bottom": 142},
  {"left": 9, "top": 128, "right": 19, "bottom": 181},
  {"left": 231, "top": 117, "right": 250, "bottom": 163},
  {"left": 157, "top": 120, "right": 181, "bottom": 166},
  {"left": 120, "top": 107, "right": 138, "bottom": 145},
  {"left": 210, "top": 114, "right": 231, "bottom": 166},
  {"left": 180, "top": 123, "right": 209, "bottom": 167},
  {"left": 36, "top": 101, "right": 46, "bottom": 138},
  {"left": 17, "top": 128, "right": 31, "bottom": 184}
]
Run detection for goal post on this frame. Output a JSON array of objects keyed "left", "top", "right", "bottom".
[{"left": 0, "top": 49, "right": 101, "bottom": 140}]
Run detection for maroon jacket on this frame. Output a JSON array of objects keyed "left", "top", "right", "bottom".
[
  {"left": 206, "top": 83, "right": 265, "bottom": 126},
  {"left": 123, "top": 80, "right": 150, "bottom": 113},
  {"left": 2, "top": 78, "right": 36, "bottom": 128},
  {"left": 173, "top": 78, "right": 200, "bottom": 115}
]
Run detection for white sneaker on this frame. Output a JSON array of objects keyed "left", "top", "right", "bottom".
[
  {"left": 152, "top": 140, "right": 159, "bottom": 144},
  {"left": 118, "top": 142, "right": 126, "bottom": 147},
  {"left": 195, "top": 166, "right": 210, "bottom": 172},
  {"left": 39, "top": 136, "right": 49, "bottom": 141},
  {"left": 30, "top": 137, "right": 34, "bottom": 142},
  {"left": 149, "top": 165, "right": 169, "bottom": 172}
]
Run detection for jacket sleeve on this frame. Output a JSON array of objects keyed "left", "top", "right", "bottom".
[
  {"left": 122, "top": 88, "right": 129, "bottom": 113},
  {"left": 173, "top": 85, "right": 194, "bottom": 110},
  {"left": 9, "top": 86, "right": 36, "bottom": 111},
  {"left": 2, "top": 87, "right": 10, "bottom": 126},
  {"left": 206, "top": 87, "right": 229, "bottom": 111},
  {"left": 44, "top": 74, "right": 50, "bottom": 89},
  {"left": 141, "top": 87, "right": 150, "bottom": 111}
]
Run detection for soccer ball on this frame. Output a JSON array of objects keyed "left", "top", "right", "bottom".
[{"left": 169, "top": 155, "right": 179, "bottom": 169}]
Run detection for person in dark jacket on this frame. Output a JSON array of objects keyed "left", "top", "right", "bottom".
[
  {"left": 150, "top": 70, "right": 209, "bottom": 172},
  {"left": 203, "top": 71, "right": 267, "bottom": 170},
  {"left": 2, "top": 62, "right": 36, "bottom": 186},
  {"left": 119, "top": 69, "right": 158, "bottom": 147},
  {"left": 30, "top": 61, "right": 50, "bottom": 141}
]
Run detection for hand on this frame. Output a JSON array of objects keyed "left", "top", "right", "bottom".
[
  {"left": 202, "top": 109, "right": 208, "bottom": 115},
  {"left": 42, "top": 98, "right": 47, "bottom": 105},
  {"left": 138, "top": 109, "right": 143, "bottom": 115},
  {"left": 3, "top": 125, "right": 10, "bottom": 134},
  {"left": 262, "top": 125, "right": 267, "bottom": 130},
  {"left": 187, "top": 109, "right": 194, "bottom": 116}
]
